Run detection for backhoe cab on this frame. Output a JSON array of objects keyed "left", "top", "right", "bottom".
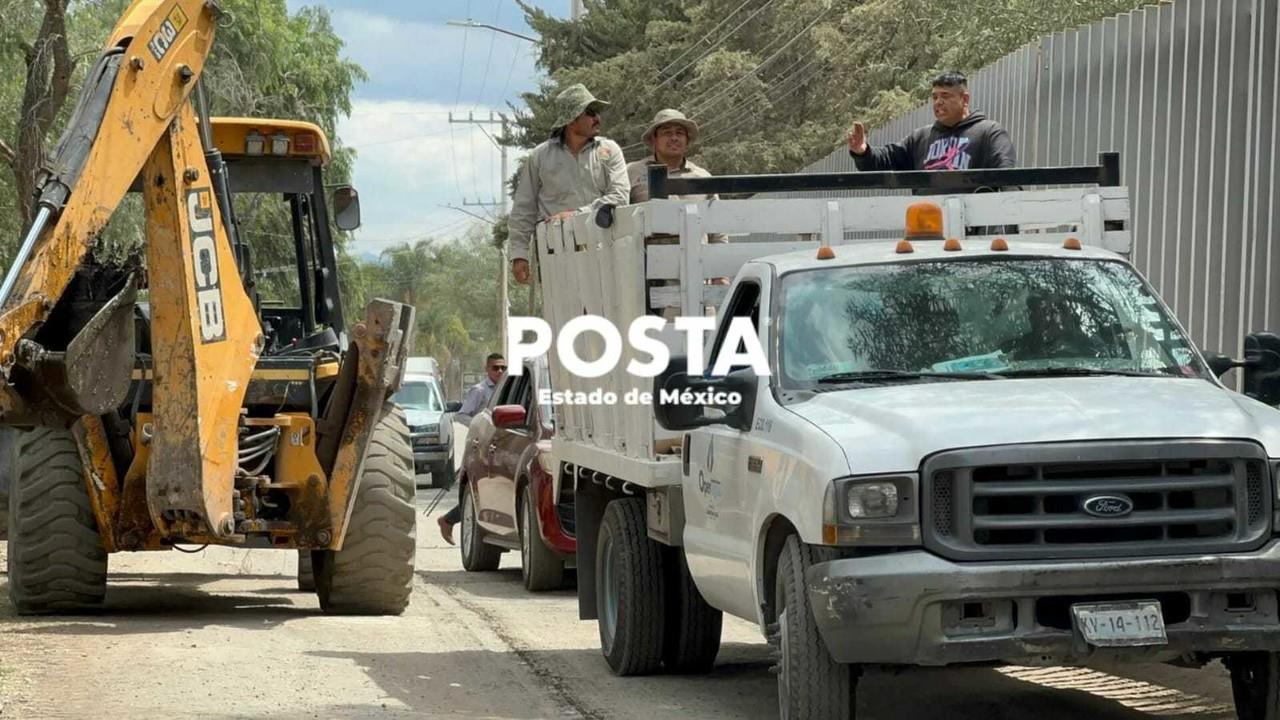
[{"left": 1, "top": 0, "right": 417, "bottom": 616}]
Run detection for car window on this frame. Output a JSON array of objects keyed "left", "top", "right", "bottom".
[
  {"left": 709, "top": 280, "right": 762, "bottom": 372},
  {"left": 392, "top": 380, "right": 442, "bottom": 411}
]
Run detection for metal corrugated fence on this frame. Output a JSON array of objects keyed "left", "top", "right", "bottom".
[{"left": 801, "top": 0, "right": 1279, "bottom": 357}]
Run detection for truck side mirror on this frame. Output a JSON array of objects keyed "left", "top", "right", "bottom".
[
  {"left": 653, "top": 356, "right": 757, "bottom": 432},
  {"left": 445, "top": 401, "right": 462, "bottom": 413},
  {"left": 1242, "top": 332, "right": 1280, "bottom": 407},
  {"left": 1203, "top": 351, "right": 1243, "bottom": 379},
  {"left": 332, "top": 186, "right": 361, "bottom": 231}
]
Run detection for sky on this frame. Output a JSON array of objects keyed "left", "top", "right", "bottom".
[{"left": 283, "top": 0, "right": 566, "bottom": 257}]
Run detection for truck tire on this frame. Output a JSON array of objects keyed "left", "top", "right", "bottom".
[
  {"left": 597, "top": 497, "right": 665, "bottom": 675},
  {"left": 316, "top": 404, "right": 416, "bottom": 615},
  {"left": 297, "top": 550, "right": 315, "bottom": 591},
  {"left": 662, "top": 549, "right": 722, "bottom": 674},
  {"left": 519, "top": 484, "right": 564, "bottom": 591},
  {"left": 460, "top": 480, "right": 501, "bottom": 571},
  {"left": 0, "top": 427, "right": 13, "bottom": 541},
  {"left": 7, "top": 427, "right": 108, "bottom": 614},
  {"left": 1227, "top": 652, "right": 1280, "bottom": 720},
  {"left": 773, "top": 536, "right": 857, "bottom": 720}
]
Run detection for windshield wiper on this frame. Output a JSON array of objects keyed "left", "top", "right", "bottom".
[
  {"left": 994, "top": 366, "right": 1174, "bottom": 378},
  {"left": 815, "top": 369, "right": 1004, "bottom": 384}
]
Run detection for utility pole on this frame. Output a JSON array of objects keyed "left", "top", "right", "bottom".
[{"left": 448, "top": 111, "right": 512, "bottom": 352}]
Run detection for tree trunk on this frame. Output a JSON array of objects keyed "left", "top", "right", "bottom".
[{"left": 7, "top": 0, "right": 74, "bottom": 229}]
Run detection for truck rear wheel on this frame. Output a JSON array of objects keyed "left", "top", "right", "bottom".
[
  {"left": 662, "top": 548, "right": 722, "bottom": 674},
  {"left": 460, "top": 480, "right": 502, "bottom": 571},
  {"left": 297, "top": 550, "right": 315, "bottom": 591},
  {"left": 519, "top": 484, "right": 564, "bottom": 591},
  {"left": 1228, "top": 652, "right": 1280, "bottom": 720},
  {"left": 597, "top": 497, "right": 665, "bottom": 675},
  {"left": 7, "top": 427, "right": 108, "bottom": 614},
  {"left": 316, "top": 404, "right": 416, "bottom": 615},
  {"left": 773, "top": 536, "right": 857, "bottom": 720}
]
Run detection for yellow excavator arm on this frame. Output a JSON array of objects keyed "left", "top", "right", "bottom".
[{"left": 0, "top": 0, "right": 260, "bottom": 537}]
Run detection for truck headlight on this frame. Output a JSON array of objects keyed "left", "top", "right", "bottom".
[
  {"left": 847, "top": 482, "right": 898, "bottom": 518},
  {"left": 822, "top": 474, "right": 919, "bottom": 546}
]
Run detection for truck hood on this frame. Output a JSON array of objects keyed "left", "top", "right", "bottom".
[{"left": 791, "top": 377, "right": 1280, "bottom": 474}]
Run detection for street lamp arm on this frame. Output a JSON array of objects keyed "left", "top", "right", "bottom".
[{"left": 445, "top": 19, "right": 541, "bottom": 45}]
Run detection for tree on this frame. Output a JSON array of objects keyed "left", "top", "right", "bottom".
[
  {"left": 0, "top": 0, "right": 72, "bottom": 229},
  {"left": 509, "top": 0, "right": 1157, "bottom": 176},
  {"left": 0, "top": 0, "right": 365, "bottom": 275}
]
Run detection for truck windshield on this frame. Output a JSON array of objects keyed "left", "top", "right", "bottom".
[
  {"left": 778, "top": 257, "right": 1209, "bottom": 388},
  {"left": 393, "top": 381, "right": 443, "bottom": 412}
]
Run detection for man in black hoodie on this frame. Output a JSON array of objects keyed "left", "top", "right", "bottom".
[{"left": 847, "top": 71, "right": 1016, "bottom": 171}]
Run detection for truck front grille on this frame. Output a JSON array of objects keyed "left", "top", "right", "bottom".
[{"left": 923, "top": 441, "right": 1272, "bottom": 561}]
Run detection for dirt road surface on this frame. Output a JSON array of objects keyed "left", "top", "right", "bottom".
[{"left": 0, "top": 426, "right": 1245, "bottom": 719}]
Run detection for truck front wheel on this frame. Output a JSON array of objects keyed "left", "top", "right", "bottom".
[
  {"left": 597, "top": 497, "right": 665, "bottom": 675},
  {"left": 1228, "top": 652, "right": 1280, "bottom": 720},
  {"left": 773, "top": 536, "right": 857, "bottom": 720}
]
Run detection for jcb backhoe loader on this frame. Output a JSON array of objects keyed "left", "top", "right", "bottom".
[{"left": 1, "top": 0, "right": 418, "bottom": 615}]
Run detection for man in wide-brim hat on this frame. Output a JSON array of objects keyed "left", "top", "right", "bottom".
[
  {"left": 507, "top": 83, "right": 630, "bottom": 285},
  {"left": 626, "top": 108, "right": 715, "bottom": 203}
]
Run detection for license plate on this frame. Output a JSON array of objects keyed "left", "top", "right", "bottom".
[{"left": 1071, "top": 601, "right": 1168, "bottom": 647}]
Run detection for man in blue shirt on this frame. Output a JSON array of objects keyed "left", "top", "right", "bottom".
[{"left": 439, "top": 354, "right": 507, "bottom": 544}]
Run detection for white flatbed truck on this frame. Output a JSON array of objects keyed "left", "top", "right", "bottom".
[{"left": 532, "top": 155, "right": 1280, "bottom": 719}]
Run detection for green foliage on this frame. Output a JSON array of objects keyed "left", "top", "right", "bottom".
[
  {"left": 510, "top": 0, "right": 1157, "bottom": 175},
  {"left": 350, "top": 226, "right": 525, "bottom": 399},
  {"left": 0, "top": 0, "right": 364, "bottom": 283}
]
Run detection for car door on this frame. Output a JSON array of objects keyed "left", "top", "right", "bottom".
[
  {"left": 681, "top": 273, "right": 769, "bottom": 620},
  {"left": 467, "top": 376, "right": 510, "bottom": 536},
  {"left": 486, "top": 366, "right": 535, "bottom": 542}
]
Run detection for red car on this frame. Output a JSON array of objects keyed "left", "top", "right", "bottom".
[{"left": 457, "top": 357, "right": 575, "bottom": 590}]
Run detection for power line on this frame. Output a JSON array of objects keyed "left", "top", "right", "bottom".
[
  {"left": 700, "top": 59, "right": 828, "bottom": 146},
  {"left": 695, "top": 54, "right": 819, "bottom": 132},
  {"left": 655, "top": 0, "right": 752, "bottom": 77},
  {"left": 685, "top": 5, "right": 831, "bottom": 118},
  {"left": 655, "top": 0, "right": 764, "bottom": 82},
  {"left": 472, "top": 0, "right": 504, "bottom": 111},
  {"left": 450, "top": 1, "right": 474, "bottom": 202}
]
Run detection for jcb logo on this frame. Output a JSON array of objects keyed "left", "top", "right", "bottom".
[
  {"left": 146, "top": 6, "right": 189, "bottom": 61},
  {"left": 187, "top": 189, "right": 227, "bottom": 343}
]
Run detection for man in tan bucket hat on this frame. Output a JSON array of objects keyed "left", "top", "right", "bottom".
[
  {"left": 508, "top": 83, "right": 630, "bottom": 285},
  {"left": 626, "top": 108, "right": 715, "bottom": 203}
]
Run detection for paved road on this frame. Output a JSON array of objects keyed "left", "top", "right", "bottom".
[{"left": 0, "top": 425, "right": 1244, "bottom": 719}]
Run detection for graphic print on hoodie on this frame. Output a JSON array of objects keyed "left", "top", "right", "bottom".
[{"left": 924, "top": 137, "right": 974, "bottom": 170}]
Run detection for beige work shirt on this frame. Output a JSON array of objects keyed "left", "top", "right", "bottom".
[
  {"left": 626, "top": 157, "right": 715, "bottom": 203},
  {"left": 508, "top": 135, "right": 630, "bottom": 262}
]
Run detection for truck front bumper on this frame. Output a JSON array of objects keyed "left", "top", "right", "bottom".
[{"left": 807, "top": 541, "right": 1280, "bottom": 667}]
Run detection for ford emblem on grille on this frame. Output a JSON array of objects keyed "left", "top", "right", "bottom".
[{"left": 1082, "top": 494, "right": 1135, "bottom": 518}]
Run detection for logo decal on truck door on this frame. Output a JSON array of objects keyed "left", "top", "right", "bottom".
[{"left": 186, "top": 188, "right": 227, "bottom": 343}]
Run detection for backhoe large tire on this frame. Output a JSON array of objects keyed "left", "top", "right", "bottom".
[
  {"left": 662, "top": 549, "right": 722, "bottom": 674},
  {"left": 316, "top": 405, "right": 416, "bottom": 615},
  {"left": 460, "top": 479, "right": 502, "bottom": 571},
  {"left": 773, "top": 535, "right": 857, "bottom": 720},
  {"left": 519, "top": 484, "right": 564, "bottom": 591},
  {"left": 7, "top": 427, "right": 108, "bottom": 614},
  {"left": 597, "top": 497, "right": 666, "bottom": 676}
]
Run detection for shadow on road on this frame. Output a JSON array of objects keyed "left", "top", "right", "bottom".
[{"left": 0, "top": 573, "right": 314, "bottom": 635}]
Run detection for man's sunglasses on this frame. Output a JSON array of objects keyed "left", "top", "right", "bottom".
[{"left": 490, "top": 365, "right": 508, "bottom": 372}]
